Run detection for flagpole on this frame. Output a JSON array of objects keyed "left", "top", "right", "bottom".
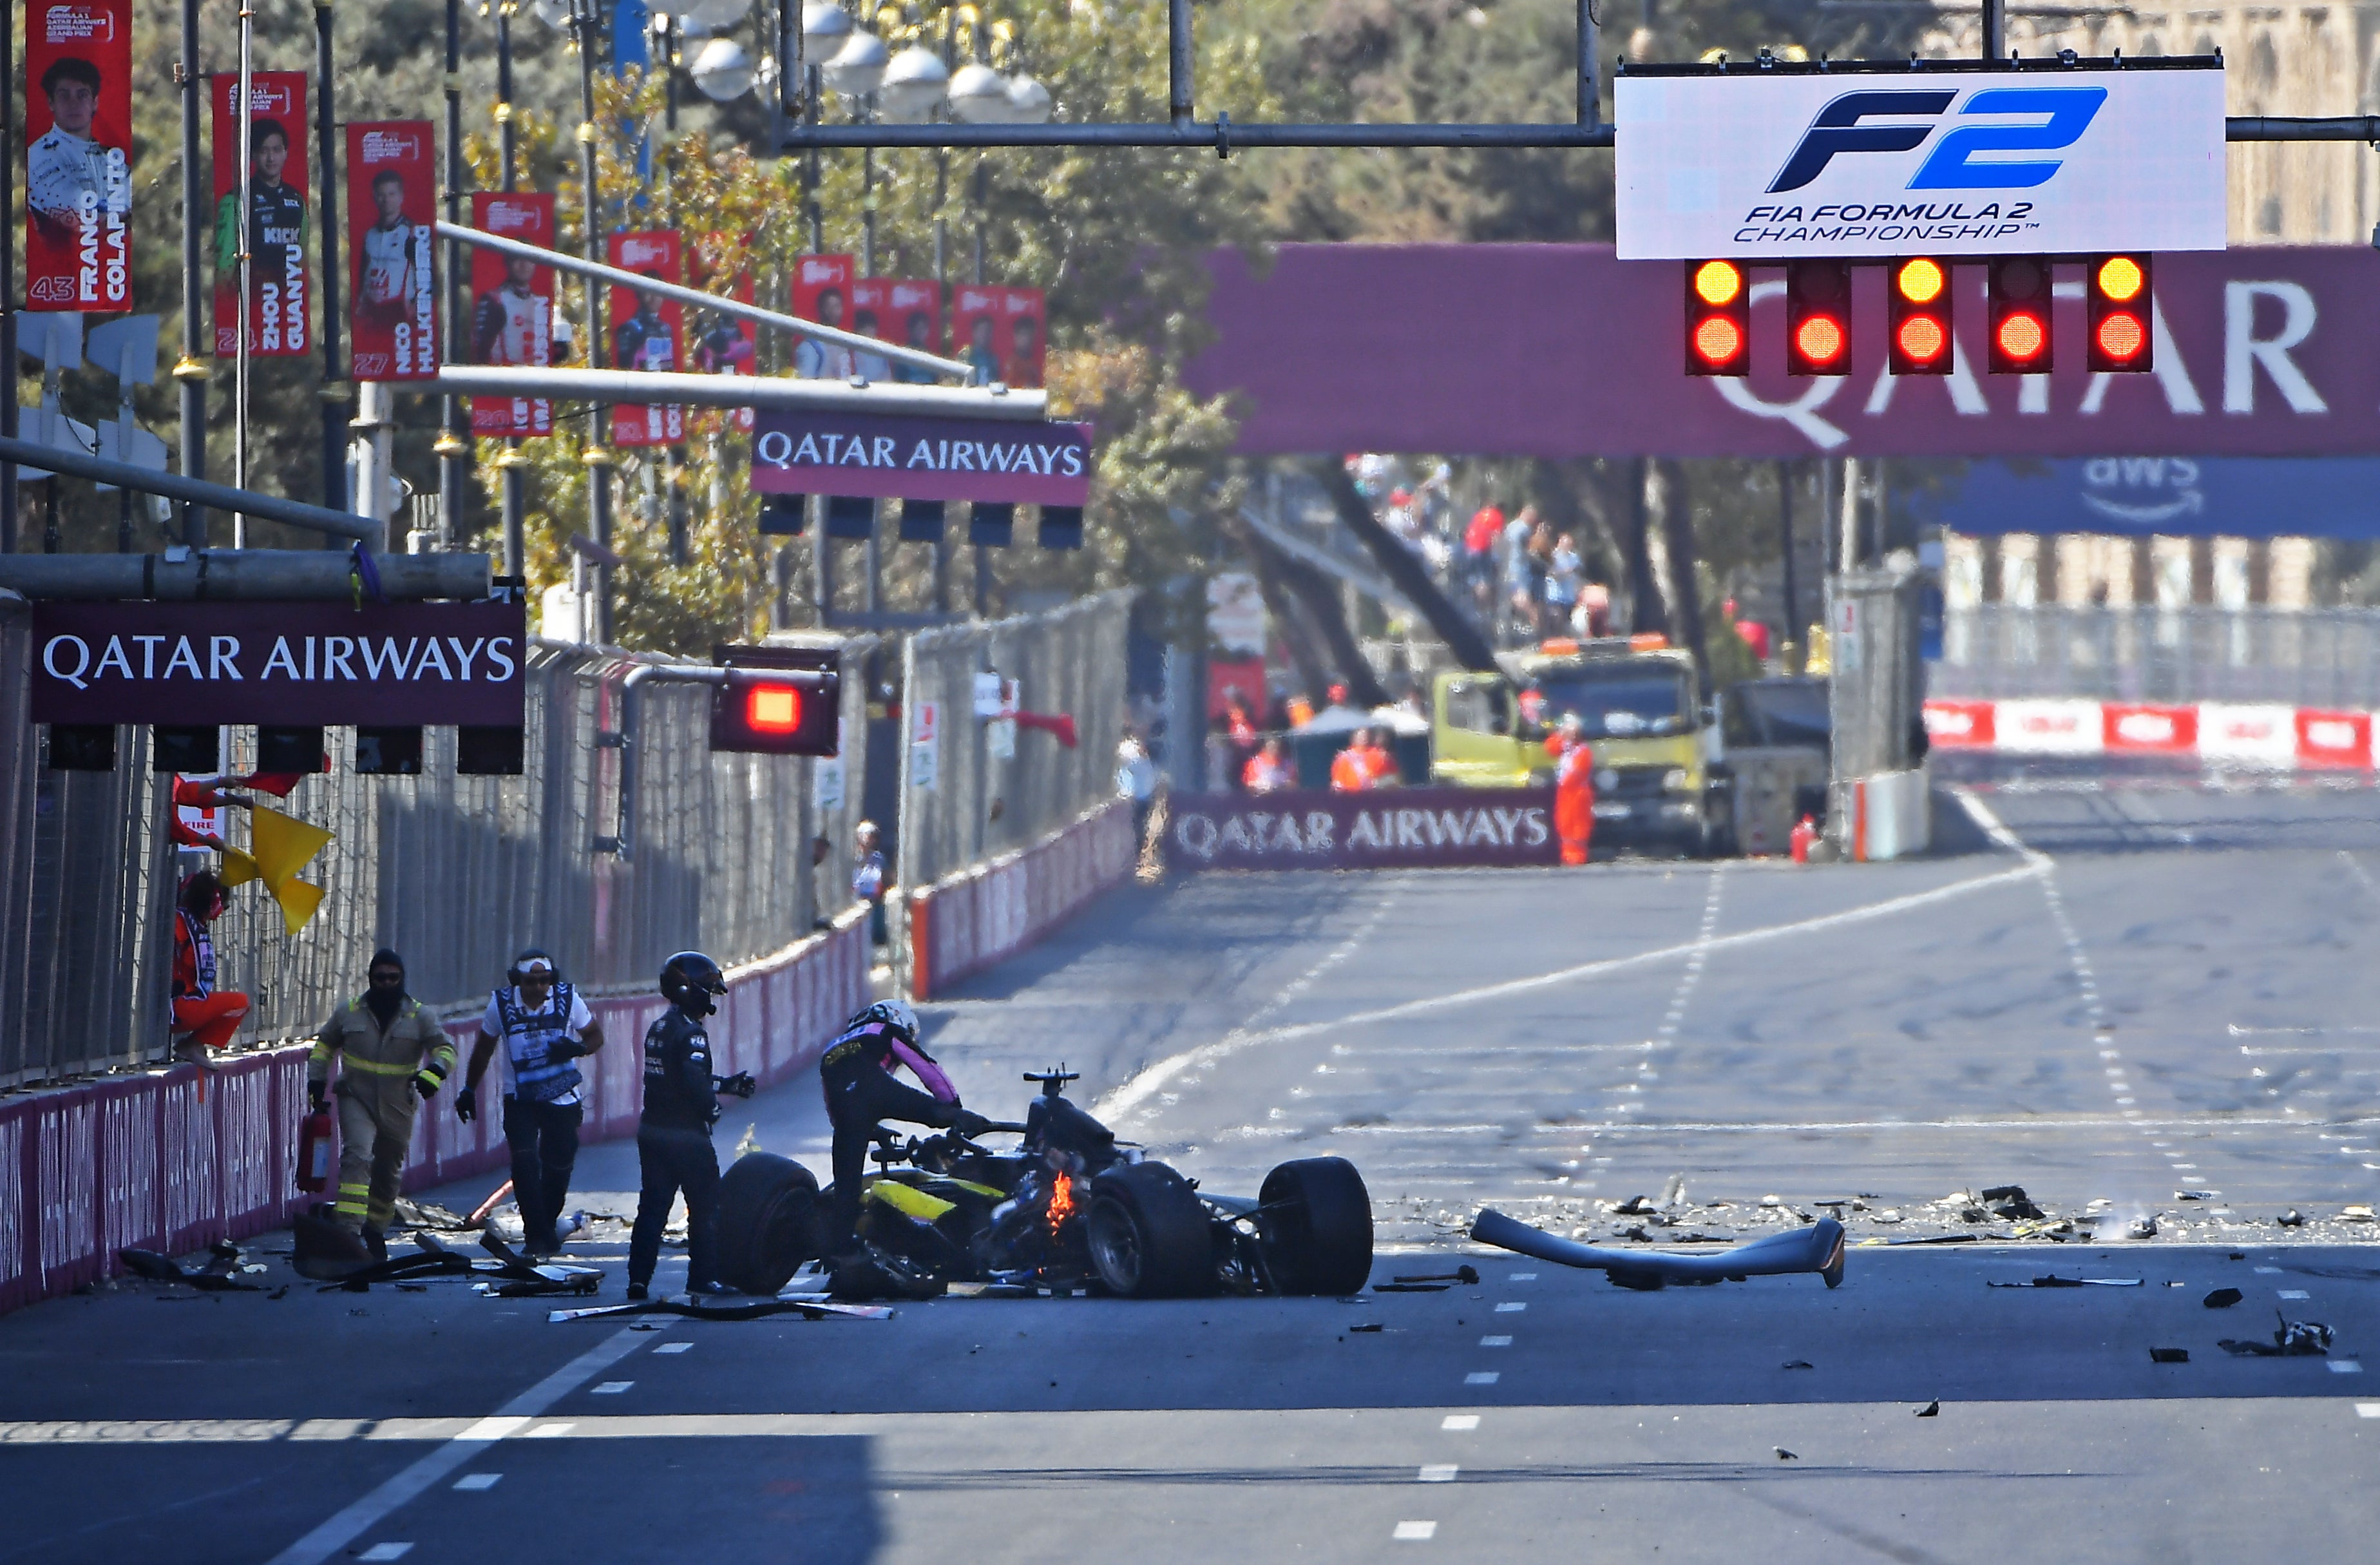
[{"left": 235, "top": 3, "right": 255, "bottom": 546}]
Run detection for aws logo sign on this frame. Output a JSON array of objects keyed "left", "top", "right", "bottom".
[{"left": 1769, "top": 87, "right": 2108, "bottom": 193}]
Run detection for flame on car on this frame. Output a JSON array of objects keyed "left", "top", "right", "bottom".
[{"left": 1047, "top": 1170, "right": 1076, "bottom": 1236}]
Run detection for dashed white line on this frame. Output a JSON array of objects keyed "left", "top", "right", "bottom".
[
  {"left": 1494, "top": 1301, "right": 1526, "bottom": 1313},
  {"left": 653, "top": 1342, "right": 692, "bottom": 1355},
  {"left": 1464, "top": 1371, "right": 1500, "bottom": 1386},
  {"left": 591, "top": 1382, "right": 634, "bottom": 1396},
  {"left": 356, "top": 1548, "right": 413, "bottom": 1562},
  {"left": 451, "top": 1474, "right": 501, "bottom": 1492},
  {"left": 2356, "top": 1403, "right": 2380, "bottom": 1417},
  {"left": 1442, "top": 1415, "right": 1481, "bottom": 1430},
  {"left": 1418, "top": 1464, "right": 1459, "bottom": 1483},
  {"left": 1479, "top": 1335, "right": 1512, "bottom": 1347},
  {"left": 2330, "top": 1361, "right": 2365, "bottom": 1374},
  {"left": 2280, "top": 1291, "right": 2311, "bottom": 1301},
  {"left": 1393, "top": 1521, "right": 1438, "bottom": 1541}
]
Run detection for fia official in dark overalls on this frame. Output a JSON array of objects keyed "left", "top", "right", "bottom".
[
  {"left": 457, "top": 949, "right": 604, "bottom": 1258},
  {"left": 627, "top": 952, "right": 756, "bottom": 1300}
]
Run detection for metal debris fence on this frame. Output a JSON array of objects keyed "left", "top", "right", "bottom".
[
  {"left": 1935, "top": 606, "right": 2380, "bottom": 709},
  {"left": 0, "top": 622, "right": 879, "bottom": 1087},
  {"left": 893, "top": 590, "right": 1132, "bottom": 892}
]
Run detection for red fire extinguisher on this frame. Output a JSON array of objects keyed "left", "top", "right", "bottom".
[
  {"left": 1789, "top": 814, "right": 1820, "bottom": 865},
  {"left": 295, "top": 1106, "right": 334, "bottom": 1193}
]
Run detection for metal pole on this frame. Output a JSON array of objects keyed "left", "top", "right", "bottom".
[
  {"left": 574, "top": 0, "right": 614, "bottom": 642},
  {"left": 662, "top": 14, "right": 678, "bottom": 132},
  {"left": 235, "top": 3, "right": 254, "bottom": 546},
  {"left": 437, "top": 0, "right": 468, "bottom": 550},
  {"left": 1982, "top": 0, "right": 2005, "bottom": 60},
  {"left": 1, "top": 0, "right": 15, "bottom": 552},
  {"left": 1838, "top": 455, "right": 1860, "bottom": 573},
  {"left": 1577, "top": 0, "right": 1598, "bottom": 124},
  {"left": 316, "top": 0, "right": 348, "bottom": 520},
  {"left": 1167, "top": 0, "right": 1194, "bottom": 128},
  {"left": 497, "top": 1, "right": 523, "bottom": 577},
  {"left": 970, "top": 159, "right": 987, "bottom": 615},
  {"left": 176, "top": 0, "right": 209, "bottom": 546},
  {"left": 1777, "top": 460, "right": 1799, "bottom": 672}
]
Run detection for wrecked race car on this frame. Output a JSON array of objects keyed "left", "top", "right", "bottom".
[{"left": 716, "top": 1068, "right": 1375, "bottom": 1300}]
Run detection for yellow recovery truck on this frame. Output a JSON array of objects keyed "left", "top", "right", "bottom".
[{"left": 1429, "top": 636, "right": 1731, "bottom": 857}]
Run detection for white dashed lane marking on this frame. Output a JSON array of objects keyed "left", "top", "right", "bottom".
[
  {"left": 356, "top": 1548, "right": 413, "bottom": 1562},
  {"left": 591, "top": 1383, "right": 633, "bottom": 1395},
  {"left": 654, "top": 1342, "right": 692, "bottom": 1354},
  {"left": 451, "top": 1474, "right": 501, "bottom": 1492},
  {"left": 2330, "top": 1361, "right": 2365, "bottom": 1374},
  {"left": 1442, "top": 1415, "right": 1481, "bottom": 1430},
  {"left": 2357, "top": 1403, "right": 2380, "bottom": 1417},
  {"left": 1464, "top": 1372, "right": 1499, "bottom": 1386},
  {"left": 1494, "top": 1302, "right": 1525, "bottom": 1313},
  {"left": 1393, "top": 1521, "right": 1438, "bottom": 1541},
  {"left": 1418, "top": 1465, "right": 1458, "bottom": 1483},
  {"left": 2280, "top": 1291, "right": 2311, "bottom": 1300},
  {"left": 1480, "top": 1335, "right": 1512, "bottom": 1347}
]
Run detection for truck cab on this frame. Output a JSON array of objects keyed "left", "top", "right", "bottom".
[{"left": 1430, "top": 637, "right": 1728, "bottom": 855}]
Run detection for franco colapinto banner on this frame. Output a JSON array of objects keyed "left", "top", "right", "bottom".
[{"left": 749, "top": 410, "right": 1092, "bottom": 504}]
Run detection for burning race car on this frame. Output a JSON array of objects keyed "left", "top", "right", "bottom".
[{"left": 716, "top": 1068, "right": 1375, "bottom": 1300}]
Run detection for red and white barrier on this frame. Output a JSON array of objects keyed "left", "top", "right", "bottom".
[
  {"left": 0, "top": 910, "right": 871, "bottom": 1320},
  {"left": 1925, "top": 698, "right": 2380, "bottom": 769},
  {"left": 906, "top": 801, "right": 1137, "bottom": 1003}
]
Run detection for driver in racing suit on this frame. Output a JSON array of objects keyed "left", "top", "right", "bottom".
[{"left": 819, "top": 999, "right": 990, "bottom": 1256}]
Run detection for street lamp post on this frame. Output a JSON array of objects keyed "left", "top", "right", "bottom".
[
  {"left": 571, "top": 0, "right": 616, "bottom": 642},
  {"left": 496, "top": 0, "right": 525, "bottom": 578}
]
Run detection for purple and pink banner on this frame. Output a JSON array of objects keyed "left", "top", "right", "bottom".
[
  {"left": 1187, "top": 244, "right": 2380, "bottom": 459},
  {"left": 750, "top": 410, "right": 1092, "bottom": 504}
]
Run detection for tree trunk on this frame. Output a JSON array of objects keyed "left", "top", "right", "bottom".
[
  {"left": 1264, "top": 541, "right": 1393, "bottom": 708},
  {"left": 1619, "top": 457, "right": 1666, "bottom": 638},
  {"left": 1308, "top": 458, "right": 1501, "bottom": 673},
  {"left": 1243, "top": 541, "right": 1334, "bottom": 704},
  {"left": 1649, "top": 459, "right": 1710, "bottom": 686}
]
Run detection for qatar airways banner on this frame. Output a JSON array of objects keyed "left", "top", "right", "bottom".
[
  {"left": 1188, "top": 244, "right": 2380, "bottom": 459},
  {"left": 28, "top": 601, "right": 527, "bottom": 725},
  {"left": 1615, "top": 65, "right": 2227, "bottom": 260},
  {"left": 24, "top": 0, "right": 133, "bottom": 311},
  {"left": 1166, "top": 788, "right": 1560, "bottom": 871},
  {"left": 750, "top": 410, "right": 1092, "bottom": 504},
  {"left": 347, "top": 120, "right": 437, "bottom": 381}
]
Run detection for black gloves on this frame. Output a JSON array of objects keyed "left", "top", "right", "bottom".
[
  {"left": 455, "top": 1087, "right": 478, "bottom": 1123},
  {"left": 547, "top": 1038, "right": 588, "bottom": 1061},
  {"left": 412, "top": 1068, "right": 443, "bottom": 1100},
  {"left": 308, "top": 1082, "right": 327, "bottom": 1113},
  {"left": 953, "top": 1108, "right": 993, "bottom": 1138},
  {"left": 714, "top": 1071, "right": 757, "bottom": 1099}
]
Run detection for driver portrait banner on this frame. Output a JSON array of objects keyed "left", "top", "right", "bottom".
[
  {"left": 689, "top": 232, "right": 757, "bottom": 432},
  {"left": 345, "top": 120, "right": 437, "bottom": 381},
  {"left": 469, "top": 191, "right": 554, "bottom": 436},
  {"left": 1166, "top": 788, "right": 1559, "bottom": 871},
  {"left": 609, "top": 230, "right": 683, "bottom": 448},
  {"left": 211, "top": 72, "right": 310, "bottom": 358},
  {"left": 24, "top": 0, "right": 133, "bottom": 311}
]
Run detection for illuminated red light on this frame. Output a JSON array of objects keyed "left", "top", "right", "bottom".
[
  {"left": 747, "top": 686, "right": 802, "bottom": 733},
  {"left": 2094, "top": 311, "right": 2146, "bottom": 361},
  {"left": 1693, "top": 316, "right": 1744, "bottom": 365},
  {"left": 1795, "top": 314, "right": 1846, "bottom": 366},
  {"left": 1995, "top": 311, "right": 2047, "bottom": 362},
  {"left": 1896, "top": 315, "right": 1947, "bottom": 364}
]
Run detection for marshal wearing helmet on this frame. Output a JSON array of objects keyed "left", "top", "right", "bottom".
[{"left": 625, "top": 951, "right": 756, "bottom": 1300}]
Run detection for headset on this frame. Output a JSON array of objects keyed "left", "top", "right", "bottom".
[{"left": 507, "top": 948, "right": 562, "bottom": 988}]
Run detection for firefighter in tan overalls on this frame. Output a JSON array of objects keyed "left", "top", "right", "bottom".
[{"left": 309, "top": 948, "right": 455, "bottom": 1258}]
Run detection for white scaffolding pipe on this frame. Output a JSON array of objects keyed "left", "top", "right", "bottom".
[
  {"left": 435, "top": 220, "right": 976, "bottom": 383},
  {"left": 435, "top": 363, "right": 1046, "bottom": 419}
]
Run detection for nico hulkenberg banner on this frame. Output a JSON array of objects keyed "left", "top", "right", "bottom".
[{"left": 1614, "top": 63, "right": 2227, "bottom": 262}]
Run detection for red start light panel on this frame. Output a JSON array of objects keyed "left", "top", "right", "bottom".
[{"left": 747, "top": 686, "right": 802, "bottom": 733}]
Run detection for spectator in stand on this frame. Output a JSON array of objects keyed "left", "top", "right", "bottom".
[
  {"left": 1355, "top": 727, "right": 1402, "bottom": 787},
  {"left": 1244, "top": 736, "right": 1293, "bottom": 793},
  {"left": 1576, "top": 582, "right": 1612, "bottom": 638},
  {"left": 1463, "top": 501, "right": 1503, "bottom": 594},
  {"left": 1224, "top": 695, "right": 1257, "bottom": 751},
  {"left": 1547, "top": 533, "right": 1583, "bottom": 628}
]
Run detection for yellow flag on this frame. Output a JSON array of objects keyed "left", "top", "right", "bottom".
[
  {"left": 216, "top": 845, "right": 262, "bottom": 888},
  {"left": 247, "top": 805, "right": 333, "bottom": 936}
]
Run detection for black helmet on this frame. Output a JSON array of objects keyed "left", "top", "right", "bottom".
[{"left": 660, "top": 950, "right": 727, "bottom": 1015}]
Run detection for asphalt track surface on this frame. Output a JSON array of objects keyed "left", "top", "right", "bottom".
[{"left": 6, "top": 778, "right": 2380, "bottom": 1561}]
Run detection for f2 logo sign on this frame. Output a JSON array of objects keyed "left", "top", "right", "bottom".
[{"left": 1769, "top": 87, "right": 2109, "bottom": 193}]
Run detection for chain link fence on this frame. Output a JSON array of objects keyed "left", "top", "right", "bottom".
[
  {"left": 1, "top": 625, "right": 879, "bottom": 1086},
  {"left": 894, "top": 590, "right": 1132, "bottom": 901},
  {"left": 1936, "top": 606, "right": 2380, "bottom": 708}
]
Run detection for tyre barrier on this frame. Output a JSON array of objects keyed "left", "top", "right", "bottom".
[
  {"left": 0, "top": 910, "right": 872, "bottom": 1319},
  {"left": 905, "top": 800, "right": 1136, "bottom": 1003}
]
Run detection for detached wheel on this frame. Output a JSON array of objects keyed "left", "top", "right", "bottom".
[
  {"left": 1087, "top": 1162, "right": 1214, "bottom": 1298},
  {"left": 716, "top": 1152, "right": 820, "bottom": 1296},
  {"left": 1257, "top": 1157, "right": 1375, "bottom": 1295}
]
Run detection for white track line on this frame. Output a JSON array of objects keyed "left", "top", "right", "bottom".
[
  {"left": 1096, "top": 860, "right": 2042, "bottom": 1121},
  {"left": 265, "top": 1329, "right": 646, "bottom": 1565}
]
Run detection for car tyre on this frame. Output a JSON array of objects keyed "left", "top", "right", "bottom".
[
  {"left": 716, "top": 1151, "right": 820, "bottom": 1296},
  {"left": 1257, "top": 1157, "right": 1375, "bottom": 1295},
  {"left": 1086, "top": 1162, "right": 1214, "bottom": 1298}
]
